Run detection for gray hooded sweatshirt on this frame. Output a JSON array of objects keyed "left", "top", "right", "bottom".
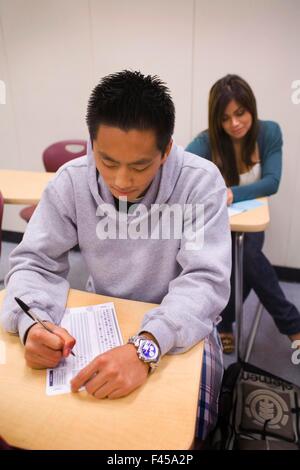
[{"left": 1, "top": 141, "right": 231, "bottom": 356}]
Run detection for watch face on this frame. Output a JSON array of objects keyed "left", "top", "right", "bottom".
[{"left": 140, "top": 340, "right": 159, "bottom": 362}]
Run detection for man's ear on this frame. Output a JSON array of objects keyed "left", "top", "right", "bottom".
[{"left": 161, "top": 139, "right": 173, "bottom": 165}]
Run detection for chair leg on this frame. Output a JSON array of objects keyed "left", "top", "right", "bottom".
[{"left": 244, "top": 302, "right": 264, "bottom": 363}]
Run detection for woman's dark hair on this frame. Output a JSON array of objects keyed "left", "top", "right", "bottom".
[
  {"left": 86, "top": 70, "right": 175, "bottom": 154},
  {"left": 208, "top": 74, "right": 258, "bottom": 186}
]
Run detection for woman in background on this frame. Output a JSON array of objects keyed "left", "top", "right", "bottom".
[{"left": 186, "top": 74, "right": 300, "bottom": 353}]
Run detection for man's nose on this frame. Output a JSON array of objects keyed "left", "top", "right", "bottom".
[{"left": 114, "top": 166, "right": 133, "bottom": 189}]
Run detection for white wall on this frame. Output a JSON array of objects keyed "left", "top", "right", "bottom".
[
  {"left": 191, "top": 0, "right": 300, "bottom": 269},
  {"left": 0, "top": 0, "right": 299, "bottom": 267}
]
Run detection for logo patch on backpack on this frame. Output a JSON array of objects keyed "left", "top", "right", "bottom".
[{"left": 209, "top": 362, "right": 300, "bottom": 450}]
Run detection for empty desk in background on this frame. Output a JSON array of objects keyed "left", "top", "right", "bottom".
[{"left": 0, "top": 169, "right": 54, "bottom": 205}]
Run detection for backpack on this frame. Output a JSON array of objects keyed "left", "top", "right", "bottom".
[{"left": 208, "top": 361, "right": 300, "bottom": 450}]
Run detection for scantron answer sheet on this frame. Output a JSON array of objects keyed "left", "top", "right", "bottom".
[{"left": 46, "top": 302, "right": 123, "bottom": 395}]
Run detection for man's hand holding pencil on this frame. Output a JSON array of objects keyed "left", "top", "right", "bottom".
[
  {"left": 14, "top": 297, "right": 76, "bottom": 369},
  {"left": 24, "top": 322, "right": 76, "bottom": 369}
]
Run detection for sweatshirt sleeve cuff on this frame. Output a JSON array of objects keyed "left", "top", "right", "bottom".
[
  {"left": 17, "top": 310, "right": 54, "bottom": 345},
  {"left": 137, "top": 315, "right": 177, "bottom": 356}
]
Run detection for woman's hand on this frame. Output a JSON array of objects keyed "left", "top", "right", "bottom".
[{"left": 227, "top": 188, "right": 234, "bottom": 206}]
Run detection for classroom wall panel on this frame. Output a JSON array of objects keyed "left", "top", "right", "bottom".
[
  {"left": 0, "top": 2, "right": 25, "bottom": 232},
  {"left": 0, "top": 0, "right": 93, "bottom": 232},
  {"left": 89, "top": 0, "right": 194, "bottom": 146}
]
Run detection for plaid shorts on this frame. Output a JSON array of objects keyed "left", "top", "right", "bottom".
[{"left": 195, "top": 328, "right": 224, "bottom": 441}]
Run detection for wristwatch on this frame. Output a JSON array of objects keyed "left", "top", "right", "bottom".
[{"left": 128, "top": 335, "right": 161, "bottom": 373}]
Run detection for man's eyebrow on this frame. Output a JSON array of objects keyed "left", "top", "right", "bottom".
[
  {"left": 129, "top": 158, "right": 153, "bottom": 165},
  {"left": 98, "top": 151, "right": 118, "bottom": 162},
  {"left": 98, "top": 151, "right": 153, "bottom": 165}
]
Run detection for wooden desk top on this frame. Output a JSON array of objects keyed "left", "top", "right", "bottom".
[
  {"left": 0, "top": 169, "right": 54, "bottom": 204},
  {"left": 229, "top": 198, "right": 269, "bottom": 233},
  {"left": 0, "top": 289, "right": 203, "bottom": 450}
]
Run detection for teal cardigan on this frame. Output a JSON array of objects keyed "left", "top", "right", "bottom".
[{"left": 185, "top": 120, "right": 282, "bottom": 202}]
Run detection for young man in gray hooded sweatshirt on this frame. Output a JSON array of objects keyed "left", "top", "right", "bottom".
[{"left": 1, "top": 70, "right": 231, "bottom": 442}]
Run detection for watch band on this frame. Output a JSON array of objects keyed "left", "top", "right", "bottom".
[{"left": 128, "top": 334, "right": 161, "bottom": 373}]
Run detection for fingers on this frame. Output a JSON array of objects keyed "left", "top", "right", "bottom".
[
  {"left": 78, "top": 369, "right": 124, "bottom": 399},
  {"left": 27, "top": 323, "right": 76, "bottom": 357},
  {"left": 85, "top": 374, "right": 114, "bottom": 398},
  {"left": 227, "top": 188, "right": 233, "bottom": 206},
  {"left": 48, "top": 324, "right": 76, "bottom": 357},
  {"left": 25, "top": 347, "right": 62, "bottom": 369},
  {"left": 86, "top": 375, "right": 133, "bottom": 399},
  {"left": 71, "top": 345, "right": 149, "bottom": 399},
  {"left": 25, "top": 323, "right": 72, "bottom": 369},
  {"left": 94, "top": 383, "right": 119, "bottom": 399},
  {"left": 35, "top": 342, "right": 62, "bottom": 362},
  {"left": 107, "top": 388, "right": 129, "bottom": 399},
  {"left": 83, "top": 367, "right": 124, "bottom": 398},
  {"left": 71, "top": 357, "right": 100, "bottom": 392},
  {"left": 28, "top": 324, "right": 63, "bottom": 350}
]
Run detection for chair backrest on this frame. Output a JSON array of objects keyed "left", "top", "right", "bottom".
[
  {"left": 0, "top": 191, "right": 4, "bottom": 257},
  {"left": 42, "top": 140, "right": 87, "bottom": 172}
]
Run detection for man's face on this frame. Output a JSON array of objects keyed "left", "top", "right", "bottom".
[{"left": 93, "top": 125, "right": 171, "bottom": 202}]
